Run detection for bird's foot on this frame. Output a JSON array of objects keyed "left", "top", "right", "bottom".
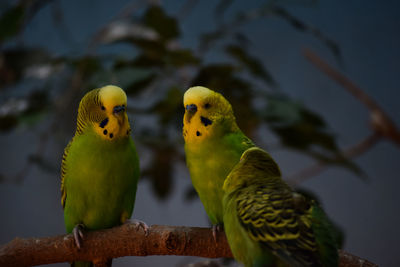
[
  {"left": 212, "top": 224, "right": 224, "bottom": 243},
  {"left": 72, "top": 223, "right": 85, "bottom": 249},
  {"left": 128, "top": 219, "right": 150, "bottom": 236}
]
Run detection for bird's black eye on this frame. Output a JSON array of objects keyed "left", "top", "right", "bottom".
[
  {"left": 113, "top": 105, "right": 125, "bottom": 114},
  {"left": 204, "top": 103, "right": 211, "bottom": 109},
  {"left": 186, "top": 104, "right": 197, "bottom": 113},
  {"left": 101, "top": 106, "right": 106, "bottom": 111}
]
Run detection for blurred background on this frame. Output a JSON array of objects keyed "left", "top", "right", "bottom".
[{"left": 0, "top": 0, "right": 399, "bottom": 266}]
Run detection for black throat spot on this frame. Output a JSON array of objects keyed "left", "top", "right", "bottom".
[
  {"left": 99, "top": 117, "right": 109, "bottom": 128},
  {"left": 200, "top": 116, "right": 212, "bottom": 127}
]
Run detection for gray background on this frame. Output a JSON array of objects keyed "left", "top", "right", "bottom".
[{"left": 1, "top": 1, "right": 399, "bottom": 266}]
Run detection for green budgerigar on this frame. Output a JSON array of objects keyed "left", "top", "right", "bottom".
[
  {"left": 183, "top": 86, "right": 254, "bottom": 231},
  {"left": 61, "top": 85, "right": 146, "bottom": 266},
  {"left": 223, "top": 147, "right": 339, "bottom": 267}
]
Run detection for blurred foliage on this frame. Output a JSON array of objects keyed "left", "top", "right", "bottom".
[
  {"left": 0, "top": 48, "right": 53, "bottom": 87},
  {"left": 144, "top": 5, "right": 180, "bottom": 41},
  {"left": 263, "top": 94, "right": 337, "bottom": 152},
  {"left": 0, "top": 89, "right": 49, "bottom": 131},
  {"left": 0, "top": 5, "right": 25, "bottom": 42},
  {"left": 225, "top": 44, "right": 276, "bottom": 85},
  {"left": 0, "top": 0, "right": 360, "bottom": 201}
]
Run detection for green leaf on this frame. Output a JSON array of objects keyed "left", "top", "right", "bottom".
[
  {"left": 72, "top": 56, "right": 102, "bottom": 77},
  {"left": 263, "top": 94, "right": 364, "bottom": 177},
  {"left": 165, "top": 49, "right": 201, "bottom": 67},
  {"left": 191, "top": 64, "right": 241, "bottom": 90},
  {"left": 0, "top": 5, "right": 25, "bottom": 42},
  {"left": 309, "top": 151, "right": 365, "bottom": 178},
  {"left": 263, "top": 94, "right": 337, "bottom": 152},
  {"left": 144, "top": 5, "right": 180, "bottom": 41},
  {"left": 225, "top": 44, "right": 276, "bottom": 85}
]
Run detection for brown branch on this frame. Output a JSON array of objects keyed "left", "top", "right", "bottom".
[
  {"left": 286, "top": 48, "right": 400, "bottom": 185},
  {"left": 339, "top": 250, "right": 378, "bottom": 267},
  {"left": 0, "top": 224, "right": 231, "bottom": 266},
  {"left": 0, "top": 223, "right": 377, "bottom": 266},
  {"left": 303, "top": 48, "right": 400, "bottom": 146}
]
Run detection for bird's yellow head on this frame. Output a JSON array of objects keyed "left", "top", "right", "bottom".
[
  {"left": 76, "top": 85, "right": 131, "bottom": 140},
  {"left": 183, "top": 86, "right": 238, "bottom": 144}
]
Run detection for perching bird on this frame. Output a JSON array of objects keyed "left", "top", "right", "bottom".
[
  {"left": 61, "top": 85, "right": 146, "bottom": 267},
  {"left": 223, "top": 147, "right": 339, "bottom": 267},
  {"left": 183, "top": 86, "right": 254, "bottom": 233}
]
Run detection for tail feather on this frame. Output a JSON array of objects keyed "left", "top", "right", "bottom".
[{"left": 311, "top": 204, "right": 339, "bottom": 267}]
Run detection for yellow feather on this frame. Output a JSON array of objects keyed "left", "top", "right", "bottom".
[{"left": 98, "top": 85, "right": 127, "bottom": 110}]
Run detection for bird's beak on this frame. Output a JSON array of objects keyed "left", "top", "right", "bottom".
[{"left": 186, "top": 104, "right": 197, "bottom": 114}]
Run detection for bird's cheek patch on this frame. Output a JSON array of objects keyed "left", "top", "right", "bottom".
[
  {"left": 200, "top": 116, "right": 213, "bottom": 126},
  {"left": 99, "top": 117, "right": 109, "bottom": 128},
  {"left": 96, "top": 116, "right": 119, "bottom": 140},
  {"left": 102, "top": 129, "right": 114, "bottom": 139}
]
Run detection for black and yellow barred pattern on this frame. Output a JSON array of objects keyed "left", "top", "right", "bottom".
[
  {"left": 76, "top": 89, "right": 105, "bottom": 135},
  {"left": 224, "top": 147, "right": 337, "bottom": 266},
  {"left": 235, "top": 180, "right": 321, "bottom": 266},
  {"left": 61, "top": 141, "right": 71, "bottom": 208},
  {"left": 61, "top": 89, "right": 106, "bottom": 208}
]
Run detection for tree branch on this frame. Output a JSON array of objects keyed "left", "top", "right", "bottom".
[
  {"left": 303, "top": 48, "right": 400, "bottom": 146},
  {"left": 285, "top": 48, "right": 400, "bottom": 185},
  {"left": 0, "top": 223, "right": 377, "bottom": 266}
]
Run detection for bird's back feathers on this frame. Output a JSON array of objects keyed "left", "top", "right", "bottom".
[{"left": 223, "top": 147, "right": 339, "bottom": 267}]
